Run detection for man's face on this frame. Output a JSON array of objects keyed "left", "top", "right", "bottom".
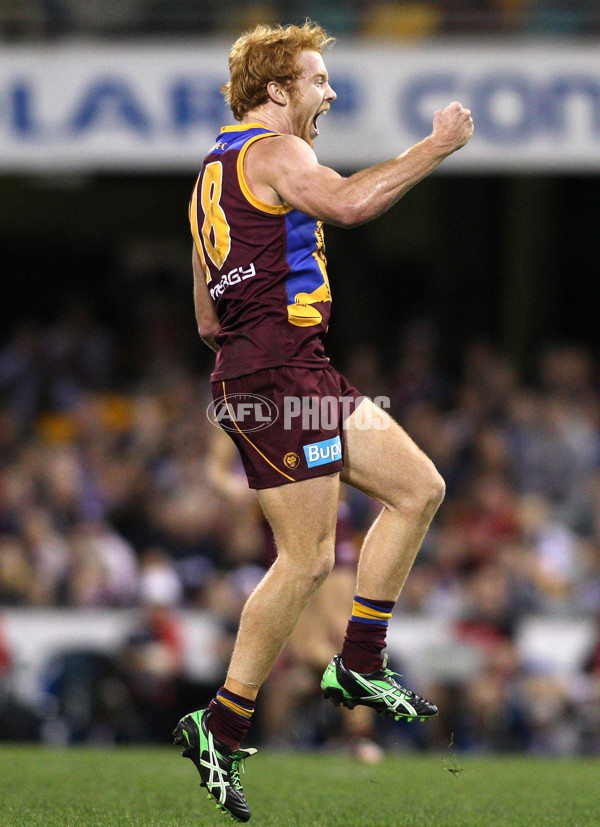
[{"left": 288, "top": 50, "right": 336, "bottom": 147}]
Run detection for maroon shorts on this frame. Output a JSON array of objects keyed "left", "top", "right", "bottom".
[{"left": 210, "top": 365, "right": 364, "bottom": 489}]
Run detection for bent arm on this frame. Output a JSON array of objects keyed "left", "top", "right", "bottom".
[
  {"left": 254, "top": 102, "right": 474, "bottom": 228},
  {"left": 277, "top": 140, "right": 447, "bottom": 228},
  {"left": 192, "top": 244, "right": 220, "bottom": 352}
]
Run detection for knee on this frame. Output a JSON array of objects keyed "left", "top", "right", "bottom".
[
  {"left": 308, "top": 544, "right": 336, "bottom": 588},
  {"left": 277, "top": 542, "right": 335, "bottom": 591},
  {"left": 391, "top": 458, "right": 446, "bottom": 518},
  {"left": 425, "top": 466, "right": 446, "bottom": 512}
]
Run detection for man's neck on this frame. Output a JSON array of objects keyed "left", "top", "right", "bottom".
[{"left": 241, "top": 107, "right": 292, "bottom": 135}]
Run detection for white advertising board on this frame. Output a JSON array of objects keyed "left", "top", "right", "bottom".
[{"left": 1, "top": 40, "right": 599, "bottom": 172}]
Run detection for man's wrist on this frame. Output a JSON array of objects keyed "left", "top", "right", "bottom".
[{"left": 425, "top": 132, "right": 458, "bottom": 158}]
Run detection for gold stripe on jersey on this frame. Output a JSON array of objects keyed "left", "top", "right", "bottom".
[
  {"left": 237, "top": 134, "right": 294, "bottom": 216},
  {"left": 220, "top": 122, "right": 272, "bottom": 133},
  {"left": 222, "top": 382, "right": 296, "bottom": 483},
  {"left": 189, "top": 177, "right": 211, "bottom": 284}
]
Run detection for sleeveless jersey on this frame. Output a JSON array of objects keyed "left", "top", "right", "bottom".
[{"left": 189, "top": 123, "right": 332, "bottom": 381}]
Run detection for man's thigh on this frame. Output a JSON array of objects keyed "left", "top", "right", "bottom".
[
  {"left": 257, "top": 473, "right": 340, "bottom": 561},
  {"left": 340, "top": 397, "right": 440, "bottom": 507}
]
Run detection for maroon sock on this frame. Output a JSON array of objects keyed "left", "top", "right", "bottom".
[
  {"left": 340, "top": 597, "right": 395, "bottom": 674},
  {"left": 207, "top": 687, "right": 255, "bottom": 750}
]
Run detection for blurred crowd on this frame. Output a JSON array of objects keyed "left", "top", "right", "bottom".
[
  {"left": 1, "top": 0, "right": 599, "bottom": 41},
  {"left": 1, "top": 302, "right": 600, "bottom": 756}
]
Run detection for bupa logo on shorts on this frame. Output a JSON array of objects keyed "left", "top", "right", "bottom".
[
  {"left": 303, "top": 436, "right": 342, "bottom": 468},
  {"left": 207, "top": 393, "right": 279, "bottom": 433}
]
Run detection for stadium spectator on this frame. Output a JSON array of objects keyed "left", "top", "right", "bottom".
[
  {"left": 1, "top": 299, "right": 600, "bottom": 757},
  {"left": 3, "top": 0, "right": 598, "bottom": 40}
]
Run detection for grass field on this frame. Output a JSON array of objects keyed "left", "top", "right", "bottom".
[{"left": 2, "top": 745, "right": 600, "bottom": 826}]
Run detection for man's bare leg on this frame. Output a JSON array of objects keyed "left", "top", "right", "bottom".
[
  {"left": 173, "top": 472, "right": 340, "bottom": 823},
  {"left": 341, "top": 397, "right": 445, "bottom": 600},
  {"left": 321, "top": 397, "right": 444, "bottom": 721},
  {"left": 225, "top": 472, "right": 340, "bottom": 699}
]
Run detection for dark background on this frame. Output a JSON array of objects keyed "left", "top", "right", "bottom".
[{"left": 3, "top": 172, "right": 599, "bottom": 381}]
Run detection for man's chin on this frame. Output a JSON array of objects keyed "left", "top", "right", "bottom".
[
  {"left": 292, "top": 123, "right": 315, "bottom": 148},
  {"left": 303, "top": 130, "right": 316, "bottom": 149}
]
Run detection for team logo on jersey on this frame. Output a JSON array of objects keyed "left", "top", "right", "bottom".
[
  {"left": 303, "top": 436, "right": 342, "bottom": 468},
  {"left": 283, "top": 452, "right": 301, "bottom": 470}
]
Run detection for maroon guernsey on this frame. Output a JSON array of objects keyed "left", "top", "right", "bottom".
[{"left": 190, "top": 123, "right": 333, "bottom": 381}]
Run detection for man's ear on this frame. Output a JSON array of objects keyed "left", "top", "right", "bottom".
[{"left": 266, "top": 81, "right": 288, "bottom": 107}]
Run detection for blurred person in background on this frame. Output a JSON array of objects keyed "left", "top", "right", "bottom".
[
  {"left": 172, "top": 20, "right": 473, "bottom": 822},
  {"left": 117, "top": 548, "right": 185, "bottom": 742},
  {"left": 3, "top": 307, "right": 600, "bottom": 756},
  {"left": 0, "top": 612, "right": 42, "bottom": 742},
  {"left": 0, "top": 322, "right": 46, "bottom": 430}
]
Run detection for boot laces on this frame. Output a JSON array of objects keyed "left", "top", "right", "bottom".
[
  {"left": 380, "top": 653, "right": 413, "bottom": 699},
  {"left": 229, "top": 754, "right": 247, "bottom": 791}
]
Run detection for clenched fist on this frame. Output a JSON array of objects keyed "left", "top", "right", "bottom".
[{"left": 431, "top": 101, "right": 474, "bottom": 154}]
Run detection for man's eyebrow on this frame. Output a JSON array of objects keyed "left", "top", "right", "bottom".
[{"left": 314, "top": 72, "right": 328, "bottom": 81}]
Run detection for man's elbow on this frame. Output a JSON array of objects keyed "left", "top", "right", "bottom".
[
  {"left": 327, "top": 200, "right": 369, "bottom": 229},
  {"left": 201, "top": 335, "right": 219, "bottom": 353},
  {"left": 198, "top": 321, "right": 219, "bottom": 348},
  {"left": 198, "top": 318, "right": 219, "bottom": 339}
]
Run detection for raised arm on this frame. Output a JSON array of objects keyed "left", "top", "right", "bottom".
[{"left": 247, "top": 102, "right": 474, "bottom": 228}]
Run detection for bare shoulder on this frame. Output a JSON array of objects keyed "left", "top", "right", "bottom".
[
  {"left": 248, "top": 133, "right": 318, "bottom": 174},
  {"left": 244, "top": 134, "right": 344, "bottom": 219},
  {"left": 243, "top": 134, "right": 321, "bottom": 208}
]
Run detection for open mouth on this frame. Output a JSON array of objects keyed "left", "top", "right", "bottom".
[{"left": 312, "top": 108, "right": 328, "bottom": 135}]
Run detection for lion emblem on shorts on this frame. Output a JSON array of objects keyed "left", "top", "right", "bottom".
[{"left": 283, "top": 452, "right": 301, "bottom": 470}]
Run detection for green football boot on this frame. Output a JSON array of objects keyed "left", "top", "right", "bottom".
[
  {"left": 321, "top": 653, "right": 438, "bottom": 722},
  {"left": 172, "top": 709, "right": 257, "bottom": 823}
]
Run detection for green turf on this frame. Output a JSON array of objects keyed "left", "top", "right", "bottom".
[{"left": 1, "top": 745, "right": 600, "bottom": 826}]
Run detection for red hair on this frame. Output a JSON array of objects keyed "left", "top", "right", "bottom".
[{"left": 222, "top": 21, "right": 334, "bottom": 121}]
